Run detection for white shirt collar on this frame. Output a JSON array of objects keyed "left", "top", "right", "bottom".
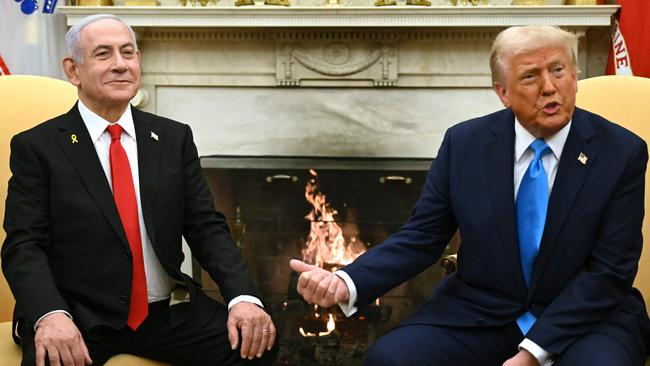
[
  {"left": 514, "top": 118, "right": 571, "bottom": 163},
  {"left": 77, "top": 100, "right": 136, "bottom": 143}
]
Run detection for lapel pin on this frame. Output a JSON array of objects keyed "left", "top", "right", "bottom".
[
  {"left": 577, "top": 152, "right": 588, "bottom": 165},
  {"left": 151, "top": 131, "right": 159, "bottom": 141},
  {"left": 71, "top": 134, "right": 79, "bottom": 144}
]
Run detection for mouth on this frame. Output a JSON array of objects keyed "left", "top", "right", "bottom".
[
  {"left": 542, "top": 101, "right": 561, "bottom": 114},
  {"left": 106, "top": 80, "right": 133, "bottom": 85}
]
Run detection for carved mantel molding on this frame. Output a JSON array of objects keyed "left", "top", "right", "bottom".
[
  {"left": 57, "top": 5, "right": 615, "bottom": 122},
  {"left": 59, "top": 5, "right": 617, "bottom": 28}
]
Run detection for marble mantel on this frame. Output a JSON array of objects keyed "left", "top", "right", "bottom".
[{"left": 58, "top": 6, "right": 616, "bottom": 158}]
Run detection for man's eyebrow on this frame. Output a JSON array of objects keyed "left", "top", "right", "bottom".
[
  {"left": 90, "top": 45, "right": 111, "bottom": 54},
  {"left": 517, "top": 66, "right": 540, "bottom": 75},
  {"left": 90, "top": 43, "right": 135, "bottom": 54}
]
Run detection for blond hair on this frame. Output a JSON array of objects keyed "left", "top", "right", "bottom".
[{"left": 490, "top": 25, "right": 578, "bottom": 84}]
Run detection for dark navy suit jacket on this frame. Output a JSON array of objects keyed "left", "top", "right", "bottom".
[{"left": 342, "top": 107, "right": 650, "bottom": 355}]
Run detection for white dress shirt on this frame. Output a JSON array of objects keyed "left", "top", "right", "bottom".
[
  {"left": 336, "top": 118, "right": 572, "bottom": 366},
  {"left": 79, "top": 100, "right": 177, "bottom": 302},
  {"left": 35, "top": 101, "right": 260, "bottom": 329}
]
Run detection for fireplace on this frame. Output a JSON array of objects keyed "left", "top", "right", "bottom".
[{"left": 197, "top": 156, "right": 451, "bottom": 365}]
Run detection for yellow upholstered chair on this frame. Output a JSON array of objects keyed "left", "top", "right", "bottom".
[
  {"left": 575, "top": 75, "right": 650, "bottom": 317},
  {"left": 576, "top": 75, "right": 650, "bottom": 366},
  {"left": 0, "top": 75, "right": 165, "bottom": 366}
]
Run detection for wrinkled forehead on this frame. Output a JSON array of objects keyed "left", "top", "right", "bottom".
[{"left": 503, "top": 43, "right": 574, "bottom": 72}]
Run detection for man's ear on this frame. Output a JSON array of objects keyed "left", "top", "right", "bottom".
[
  {"left": 62, "top": 57, "right": 81, "bottom": 86},
  {"left": 493, "top": 81, "right": 510, "bottom": 108}
]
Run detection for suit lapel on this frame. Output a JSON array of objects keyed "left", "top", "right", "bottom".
[
  {"left": 56, "top": 104, "right": 129, "bottom": 247},
  {"left": 530, "top": 108, "right": 596, "bottom": 291},
  {"left": 132, "top": 108, "right": 161, "bottom": 246},
  {"left": 484, "top": 109, "right": 527, "bottom": 294}
]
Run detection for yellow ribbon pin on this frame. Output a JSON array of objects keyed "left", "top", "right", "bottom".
[{"left": 71, "top": 134, "right": 79, "bottom": 144}]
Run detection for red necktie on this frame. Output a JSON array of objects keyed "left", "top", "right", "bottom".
[{"left": 107, "top": 124, "right": 148, "bottom": 330}]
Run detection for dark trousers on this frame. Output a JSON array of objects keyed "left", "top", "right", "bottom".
[
  {"left": 364, "top": 312, "right": 647, "bottom": 366},
  {"left": 21, "top": 294, "right": 278, "bottom": 366}
]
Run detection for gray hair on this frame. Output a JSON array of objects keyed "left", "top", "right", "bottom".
[
  {"left": 65, "top": 14, "right": 138, "bottom": 64},
  {"left": 490, "top": 25, "right": 579, "bottom": 84}
]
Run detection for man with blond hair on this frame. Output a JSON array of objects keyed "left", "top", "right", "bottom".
[
  {"left": 3, "top": 14, "right": 276, "bottom": 366},
  {"left": 291, "top": 25, "right": 650, "bottom": 365}
]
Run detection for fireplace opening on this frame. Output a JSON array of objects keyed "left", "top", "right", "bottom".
[{"left": 197, "top": 156, "right": 454, "bottom": 365}]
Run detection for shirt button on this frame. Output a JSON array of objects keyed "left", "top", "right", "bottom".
[{"left": 119, "top": 295, "right": 128, "bottom": 304}]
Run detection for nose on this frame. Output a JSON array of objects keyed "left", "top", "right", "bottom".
[
  {"left": 112, "top": 53, "right": 128, "bottom": 73},
  {"left": 541, "top": 71, "right": 556, "bottom": 96}
]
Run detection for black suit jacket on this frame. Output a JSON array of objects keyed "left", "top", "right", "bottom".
[
  {"left": 2, "top": 104, "right": 261, "bottom": 338},
  {"left": 342, "top": 107, "right": 650, "bottom": 355}
]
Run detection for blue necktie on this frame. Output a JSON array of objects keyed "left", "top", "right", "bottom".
[{"left": 516, "top": 138, "right": 551, "bottom": 335}]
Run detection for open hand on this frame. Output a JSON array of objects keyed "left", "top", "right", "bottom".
[
  {"left": 35, "top": 312, "right": 92, "bottom": 366},
  {"left": 227, "top": 302, "right": 275, "bottom": 360}
]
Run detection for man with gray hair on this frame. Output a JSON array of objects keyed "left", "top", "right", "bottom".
[
  {"left": 2, "top": 14, "right": 276, "bottom": 365},
  {"left": 290, "top": 25, "right": 650, "bottom": 365}
]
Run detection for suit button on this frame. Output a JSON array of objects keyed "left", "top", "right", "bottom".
[
  {"left": 475, "top": 318, "right": 485, "bottom": 326},
  {"left": 122, "top": 251, "right": 131, "bottom": 260},
  {"left": 119, "top": 295, "right": 128, "bottom": 304},
  {"left": 529, "top": 304, "right": 536, "bottom": 309}
]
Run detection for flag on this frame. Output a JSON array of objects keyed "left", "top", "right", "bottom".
[
  {"left": 606, "top": 0, "right": 650, "bottom": 78},
  {"left": 0, "top": 1, "right": 67, "bottom": 78},
  {"left": 43, "top": 0, "right": 60, "bottom": 14}
]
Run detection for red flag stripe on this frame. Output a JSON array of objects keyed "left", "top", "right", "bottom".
[
  {"left": 606, "top": 0, "right": 650, "bottom": 78},
  {"left": 0, "top": 55, "right": 10, "bottom": 75}
]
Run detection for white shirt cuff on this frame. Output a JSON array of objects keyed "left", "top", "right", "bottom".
[
  {"left": 227, "top": 295, "right": 264, "bottom": 311},
  {"left": 334, "top": 270, "right": 358, "bottom": 317},
  {"left": 34, "top": 310, "right": 72, "bottom": 331},
  {"left": 519, "top": 338, "right": 554, "bottom": 366}
]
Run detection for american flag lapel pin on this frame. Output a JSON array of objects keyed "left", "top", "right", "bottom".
[
  {"left": 577, "top": 152, "right": 588, "bottom": 165},
  {"left": 151, "top": 131, "right": 159, "bottom": 141}
]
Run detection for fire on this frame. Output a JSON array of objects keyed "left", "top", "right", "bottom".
[
  {"left": 301, "top": 170, "right": 366, "bottom": 268},
  {"left": 326, "top": 313, "right": 335, "bottom": 333},
  {"left": 298, "top": 170, "right": 366, "bottom": 338},
  {"left": 299, "top": 314, "right": 336, "bottom": 337}
]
